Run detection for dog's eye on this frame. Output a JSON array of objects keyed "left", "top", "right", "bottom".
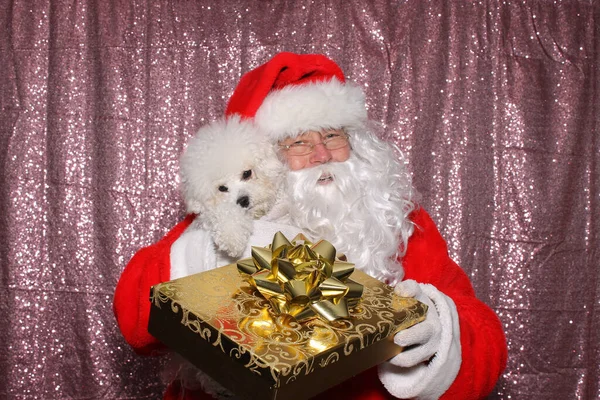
[
  {"left": 218, "top": 185, "right": 228, "bottom": 192},
  {"left": 242, "top": 170, "right": 252, "bottom": 180}
]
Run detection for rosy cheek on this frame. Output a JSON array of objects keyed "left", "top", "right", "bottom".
[
  {"left": 331, "top": 146, "right": 351, "bottom": 162},
  {"left": 287, "top": 157, "right": 306, "bottom": 171},
  {"left": 281, "top": 151, "right": 307, "bottom": 170}
]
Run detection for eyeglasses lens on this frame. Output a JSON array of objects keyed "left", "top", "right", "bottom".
[{"left": 284, "top": 134, "right": 348, "bottom": 156}]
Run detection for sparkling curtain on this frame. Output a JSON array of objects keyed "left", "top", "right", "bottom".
[{"left": 1, "top": 1, "right": 598, "bottom": 399}]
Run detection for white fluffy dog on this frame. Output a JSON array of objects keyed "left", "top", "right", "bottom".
[
  {"left": 167, "top": 115, "right": 301, "bottom": 398},
  {"left": 180, "top": 115, "right": 283, "bottom": 255},
  {"left": 170, "top": 115, "right": 298, "bottom": 280}
]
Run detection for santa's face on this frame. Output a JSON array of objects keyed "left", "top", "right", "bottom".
[
  {"left": 280, "top": 130, "right": 414, "bottom": 286},
  {"left": 278, "top": 129, "right": 351, "bottom": 172},
  {"left": 280, "top": 130, "right": 358, "bottom": 233},
  {"left": 278, "top": 129, "right": 362, "bottom": 230}
]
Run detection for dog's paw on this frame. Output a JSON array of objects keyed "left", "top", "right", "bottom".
[
  {"left": 209, "top": 205, "right": 254, "bottom": 258},
  {"left": 213, "top": 220, "right": 253, "bottom": 258}
]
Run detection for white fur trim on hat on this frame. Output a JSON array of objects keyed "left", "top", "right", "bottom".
[{"left": 254, "top": 78, "right": 368, "bottom": 141}]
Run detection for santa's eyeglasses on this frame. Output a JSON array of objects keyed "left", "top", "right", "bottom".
[{"left": 278, "top": 130, "right": 350, "bottom": 156}]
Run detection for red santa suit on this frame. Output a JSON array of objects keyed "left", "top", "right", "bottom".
[
  {"left": 113, "top": 52, "right": 507, "bottom": 399},
  {"left": 113, "top": 207, "right": 506, "bottom": 400}
]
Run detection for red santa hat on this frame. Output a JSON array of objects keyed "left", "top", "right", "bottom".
[{"left": 225, "top": 52, "right": 368, "bottom": 141}]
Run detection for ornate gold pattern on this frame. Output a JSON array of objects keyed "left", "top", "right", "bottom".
[{"left": 151, "top": 263, "right": 427, "bottom": 388}]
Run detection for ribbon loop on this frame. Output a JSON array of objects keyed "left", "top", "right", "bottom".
[{"left": 237, "top": 232, "right": 364, "bottom": 324}]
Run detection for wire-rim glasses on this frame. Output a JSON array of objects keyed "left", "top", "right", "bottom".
[{"left": 278, "top": 131, "right": 350, "bottom": 156}]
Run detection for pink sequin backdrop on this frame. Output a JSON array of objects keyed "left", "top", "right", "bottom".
[{"left": 0, "top": 1, "right": 598, "bottom": 399}]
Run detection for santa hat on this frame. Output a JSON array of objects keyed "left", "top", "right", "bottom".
[{"left": 225, "top": 52, "right": 368, "bottom": 142}]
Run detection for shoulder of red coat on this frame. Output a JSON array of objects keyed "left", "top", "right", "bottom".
[{"left": 409, "top": 205, "right": 435, "bottom": 232}]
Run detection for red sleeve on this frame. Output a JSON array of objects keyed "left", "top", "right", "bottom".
[
  {"left": 401, "top": 207, "right": 507, "bottom": 400},
  {"left": 113, "top": 215, "right": 195, "bottom": 355}
]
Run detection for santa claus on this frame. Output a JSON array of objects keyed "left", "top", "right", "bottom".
[{"left": 113, "top": 52, "right": 507, "bottom": 400}]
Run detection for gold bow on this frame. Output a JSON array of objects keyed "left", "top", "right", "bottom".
[{"left": 237, "top": 232, "right": 363, "bottom": 324}]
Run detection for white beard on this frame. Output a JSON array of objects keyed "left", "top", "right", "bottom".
[{"left": 286, "top": 150, "right": 415, "bottom": 286}]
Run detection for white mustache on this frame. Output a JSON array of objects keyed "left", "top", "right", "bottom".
[{"left": 284, "top": 152, "right": 411, "bottom": 286}]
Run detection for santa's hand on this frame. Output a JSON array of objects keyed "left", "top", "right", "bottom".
[
  {"left": 389, "top": 280, "right": 441, "bottom": 367},
  {"left": 378, "top": 280, "right": 462, "bottom": 400}
]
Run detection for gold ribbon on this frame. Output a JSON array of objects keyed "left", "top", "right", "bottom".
[{"left": 237, "top": 232, "right": 364, "bottom": 324}]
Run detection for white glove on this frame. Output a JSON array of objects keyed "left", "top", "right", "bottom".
[
  {"left": 378, "top": 280, "right": 462, "bottom": 400},
  {"left": 389, "top": 280, "right": 441, "bottom": 367}
]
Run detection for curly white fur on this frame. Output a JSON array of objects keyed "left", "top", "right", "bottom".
[{"left": 179, "top": 115, "right": 285, "bottom": 259}]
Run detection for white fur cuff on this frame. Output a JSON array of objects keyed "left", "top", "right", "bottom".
[
  {"left": 170, "top": 219, "right": 305, "bottom": 280},
  {"left": 170, "top": 228, "right": 217, "bottom": 280}
]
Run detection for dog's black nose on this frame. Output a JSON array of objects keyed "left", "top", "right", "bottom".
[{"left": 237, "top": 196, "right": 250, "bottom": 208}]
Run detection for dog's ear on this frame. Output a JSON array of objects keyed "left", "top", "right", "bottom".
[
  {"left": 257, "top": 149, "right": 286, "bottom": 182},
  {"left": 180, "top": 176, "right": 207, "bottom": 215}
]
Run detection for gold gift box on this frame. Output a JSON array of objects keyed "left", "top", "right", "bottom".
[{"left": 148, "top": 264, "right": 427, "bottom": 400}]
